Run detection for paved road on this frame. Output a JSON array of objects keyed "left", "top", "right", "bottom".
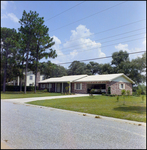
[{"left": 1, "top": 101, "right": 146, "bottom": 149}]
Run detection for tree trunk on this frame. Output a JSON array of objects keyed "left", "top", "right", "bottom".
[
  {"left": 3, "top": 49, "right": 8, "bottom": 92},
  {"left": 34, "top": 44, "right": 39, "bottom": 93},
  {"left": 24, "top": 41, "right": 30, "bottom": 94},
  {"left": 20, "top": 60, "right": 24, "bottom": 92}
]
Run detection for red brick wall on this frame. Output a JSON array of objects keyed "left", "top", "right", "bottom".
[
  {"left": 72, "top": 81, "right": 132, "bottom": 95},
  {"left": 107, "top": 81, "right": 132, "bottom": 95}
]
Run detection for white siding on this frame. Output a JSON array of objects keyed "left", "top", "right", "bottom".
[
  {"left": 26, "top": 74, "right": 35, "bottom": 86},
  {"left": 40, "top": 75, "right": 44, "bottom": 81},
  {"left": 113, "top": 76, "right": 130, "bottom": 83}
]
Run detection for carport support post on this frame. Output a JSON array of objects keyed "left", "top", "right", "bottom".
[
  {"left": 55, "top": 83, "right": 56, "bottom": 92},
  {"left": 69, "top": 82, "right": 71, "bottom": 93},
  {"left": 62, "top": 82, "right": 63, "bottom": 93}
]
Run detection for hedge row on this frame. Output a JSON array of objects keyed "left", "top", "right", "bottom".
[{"left": 1, "top": 85, "right": 35, "bottom": 91}]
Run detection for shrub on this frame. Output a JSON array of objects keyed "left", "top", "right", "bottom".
[
  {"left": 116, "top": 95, "right": 119, "bottom": 102},
  {"left": 102, "top": 93, "right": 105, "bottom": 96},
  {"left": 136, "top": 88, "right": 142, "bottom": 96},
  {"left": 126, "top": 90, "right": 130, "bottom": 96},
  {"left": 108, "top": 87, "right": 111, "bottom": 95},
  {"left": 141, "top": 95, "right": 145, "bottom": 102},
  {"left": 1, "top": 85, "right": 35, "bottom": 91}
]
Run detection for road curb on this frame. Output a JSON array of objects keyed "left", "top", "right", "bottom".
[{"left": 23, "top": 103, "right": 146, "bottom": 127}]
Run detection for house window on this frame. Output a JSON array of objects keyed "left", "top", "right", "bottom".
[
  {"left": 75, "top": 83, "right": 82, "bottom": 90},
  {"left": 41, "top": 84, "right": 45, "bottom": 88},
  {"left": 42, "top": 76, "right": 44, "bottom": 80},
  {"left": 119, "top": 83, "right": 125, "bottom": 89},
  {"left": 30, "top": 76, "right": 33, "bottom": 80}
]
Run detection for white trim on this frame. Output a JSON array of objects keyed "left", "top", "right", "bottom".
[{"left": 119, "top": 83, "right": 125, "bottom": 89}]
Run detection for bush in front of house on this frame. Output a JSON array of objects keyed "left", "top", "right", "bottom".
[
  {"left": 89, "top": 89, "right": 95, "bottom": 97},
  {"left": 107, "top": 87, "right": 111, "bottom": 95},
  {"left": 1, "top": 85, "right": 35, "bottom": 91}
]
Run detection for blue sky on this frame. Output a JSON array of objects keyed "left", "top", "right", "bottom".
[{"left": 1, "top": 1, "right": 146, "bottom": 69}]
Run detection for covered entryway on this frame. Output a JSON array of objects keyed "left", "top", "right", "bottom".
[{"left": 87, "top": 84, "right": 106, "bottom": 94}]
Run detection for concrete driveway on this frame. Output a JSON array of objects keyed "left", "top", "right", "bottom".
[{"left": 1, "top": 94, "right": 89, "bottom": 104}]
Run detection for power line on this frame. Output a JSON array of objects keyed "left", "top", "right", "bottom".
[
  {"left": 57, "top": 28, "right": 146, "bottom": 52},
  {"left": 57, "top": 36, "right": 145, "bottom": 57},
  {"left": 49, "top": 1, "right": 127, "bottom": 32},
  {"left": 56, "top": 51, "right": 146, "bottom": 65},
  {"left": 52, "top": 19, "right": 145, "bottom": 44},
  {"left": 45, "top": 1, "right": 85, "bottom": 21}
]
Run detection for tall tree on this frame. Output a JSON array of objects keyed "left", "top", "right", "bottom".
[
  {"left": 19, "top": 10, "right": 41, "bottom": 93},
  {"left": 68, "top": 61, "right": 87, "bottom": 75},
  {"left": 29, "top": 13, "right": 57, "bottom": 93},
  {"left": 86, "top": 61, "right": 102, "bottom": 75},
  {"left": 111, "top": 50, "right": 129, "bottom": 73},
  {"left": 1, "top": 27, "right": 19, "bottom": 92},
  {"left": 100, "top": 63, "right": 114, "bottom": 74},
  {"left": 39, "top": 61, "right": 67, "bottom": 78}
]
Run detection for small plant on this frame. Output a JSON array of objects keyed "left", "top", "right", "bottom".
[
  {"left": 89, "top": 89, "right": 95, "bottom": 97},
  {"left": 116, "top": 95, "right": 119, "bottom": 102},
  {"left": 141, "top": 95, "right": 145, "bottom": 102},
  {"left": 126, "top": 90, "right": 130, "bottom": 96},
  {"left": 121, "top": 89, "right": 126, "bottom": 105}
]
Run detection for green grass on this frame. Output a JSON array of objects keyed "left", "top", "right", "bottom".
[
  {"left": 27, "top": 95, "right": 146, "bottom": 122},
  {"left": 1, "top": 91, "right": 62, "bottom": 99}
]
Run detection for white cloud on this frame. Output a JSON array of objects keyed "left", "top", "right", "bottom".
[
  {"left": 114, "top": 43, "right": 143, "bottom": 60},
  {"left": 115, "top": 43, "right": 130, "bottom": 52},
  {"left": 143, "top": 34, "right": 146, "bottom": 46},
  {"left": 7, "top": 13, "right": 19, "bottom": 23},
  {"left": 52, "top": 35, "right": 64, "bottom": 56},
  {"left": 49, "top": 25, "right": 107, "bottom": 68},
  {"left": 70, "top": 50, "right": 78, "bottom": 58},
  {"left": 1, "top": 14, "right": 8, "bottom": 19},
  {"left": 63, "top": 24, "right": 105, "bottom": 58},
  {"left": 1, "top": 1, "right": 8, "bottom": 9}
]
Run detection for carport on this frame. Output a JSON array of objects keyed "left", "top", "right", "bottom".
[{"left": 87, "top": 83, "right": 106, "bottom": 94}]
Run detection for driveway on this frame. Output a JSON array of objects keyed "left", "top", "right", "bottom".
[
  {"left": 1, "top": 94, "right": 89, "bottom": 104},
  {"left": 1, "top": 100, "right": 146, "bottom": 149}
]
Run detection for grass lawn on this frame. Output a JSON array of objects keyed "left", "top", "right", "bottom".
[
  {"left": 27, "top": 95, "right": 146, "bottom": 122},
  {"left": 1, "top": 91, "right": 62, "bottom": 99}
]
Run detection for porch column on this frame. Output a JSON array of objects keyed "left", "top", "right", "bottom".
[
  {"left": 17, "top": 76, "right": 19, "bottom": 86},
  {"left": 55, "top": 83, "right": 56, "bottom": 92},
  {"left": 62, "top": 82, "right": 63, "bottom": 93},
  {"left": 69, "top": 82, "right": 71, "bottom": 93}
]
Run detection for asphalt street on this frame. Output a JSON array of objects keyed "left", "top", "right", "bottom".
[{"left": 1, "top": 100, "right": 146, "bottom": 149}]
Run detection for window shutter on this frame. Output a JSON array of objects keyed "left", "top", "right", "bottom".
[
  {"left": 124, "top": 84, "right": 125, "bottom": 89},
  {"left": 80, "top": 83, "right": 82, "bottom": 90},
  {"left": 74, "top": 83, "right": 76, "bottom": 90}
]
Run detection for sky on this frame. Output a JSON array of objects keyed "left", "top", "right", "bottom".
[{"left": 1, "top": 1, "right": 146, "bottom": 69}]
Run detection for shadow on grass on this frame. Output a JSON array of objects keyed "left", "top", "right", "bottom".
[{"left": 113, "top": 106, "right": 146, "bottom": 114}]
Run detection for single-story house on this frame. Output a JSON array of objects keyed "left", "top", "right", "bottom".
[{"left": 38, "top": 73, "right": 135, "bottom": 95}]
